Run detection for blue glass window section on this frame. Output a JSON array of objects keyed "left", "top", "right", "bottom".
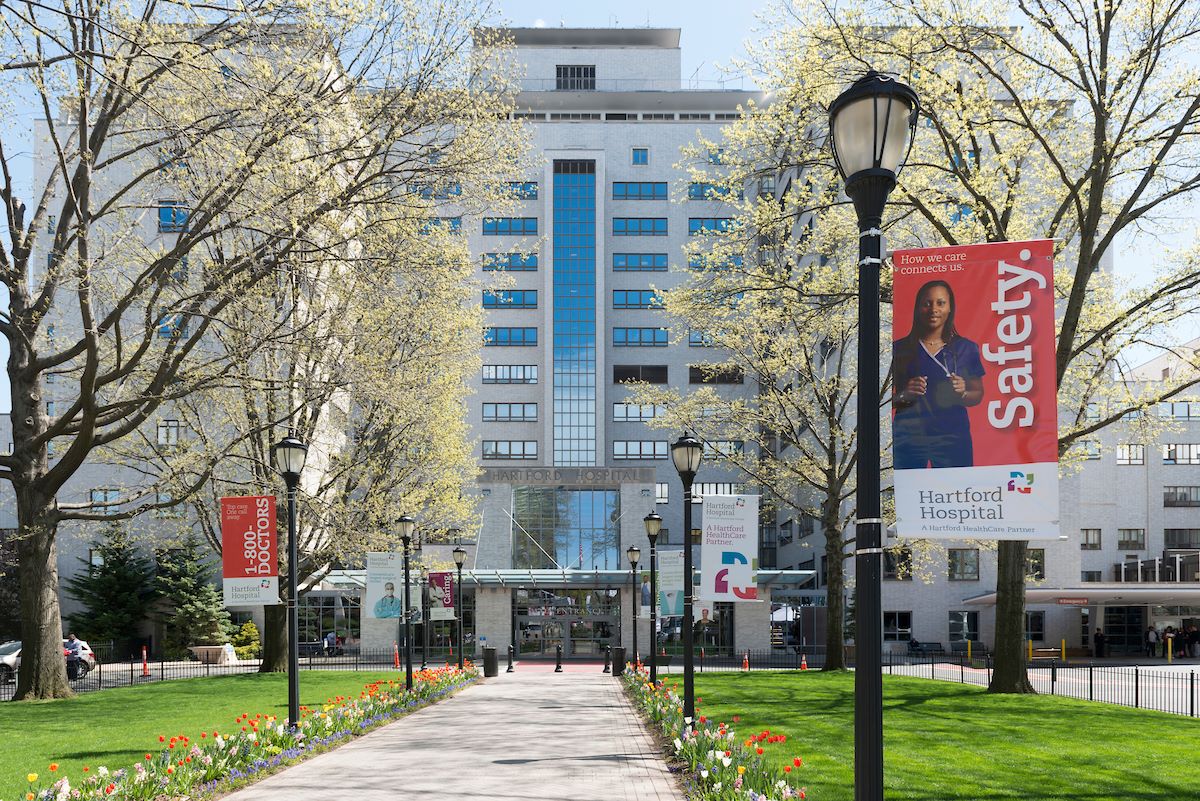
[
  {"left": 688, "top": 217, "right": 735, "bottom": 235},
  {"left": 631, "top": 148, "right": 649, "bottom": 165},
  {"left": 688, "top": 182, "right": 744, "bottom": 201},
  {"left": 613, "top": 218, "right": 667, "bottom": 236},
  {"left": 613, "top": 182, "right": 667, "bottom": 200},
  {"left": 688, "top": 253, "right": 744, "bottom": 269},
  {"left": 511, "top": 488, "right": 620, "bottom": 570},
  {"left": 483, "top": 290, "right": 538, "bottom": 309},
  {"left": 483, "top": 217, "right": 538, "bottom": 235},
  {"left": 483, "top": 327, "right": 537, "bottom": 346},
  {"left": 157, "top": 201, "right": 188, "bottom": 233},
  {"left": 420, "top": 217, "right": 462, "bottom": 234},
  {"left": 613, "top": 327, "right": 668, "bottom": 347},
  {"left": 483, "top": 253, "right": 538, "bottom": 271},
  {"left": 509, "top": 182, "right": 539, "bottom": 199},
  {"left": 612, "top": 290, "right": 663, "bottom": 309},
  {"left": 613, "top": 253, "right": 668, "bottom": 271}
]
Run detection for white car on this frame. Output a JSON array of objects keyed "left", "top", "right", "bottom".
[{"left": 0, "top": 639, "right": 97, "bottom": 683}]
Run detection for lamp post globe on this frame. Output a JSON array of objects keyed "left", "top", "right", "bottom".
[
  {"left": 627, "top": 545, "right": 641, "bottom": 662},
  {"left": 643, "top": 512, "right": 662, "bottom": 684},
  {"left": 271, "top": 432, "right": 307, "bottom": 730},
  {"left": 452, "top": 546, "right": 467, "bottom": 670},
  {"left": 829, "top": 70, "right": 919, "bottom": 801},
  {"left": 670, "top": 433, "right": 703, "bottom": 719}
]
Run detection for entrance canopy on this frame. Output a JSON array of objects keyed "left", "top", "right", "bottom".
[
  {"left": 464, "top": 568, "right": 815, "bottom": 588},
  {"left": 964, "top": 585, "right": 1200, "bottom": 606}
]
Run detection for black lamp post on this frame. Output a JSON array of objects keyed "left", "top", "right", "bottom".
[
  {"left": 643, "top": 511, "right": 662, "bottom": 685},
  {"left": 420, "top": 566, "right": 430, "bottom": 670},
  {"left": 271, "top": 432, "right": 308, "bottom": 730},
  {"left": 398, "top": 515, "right": 417, "bottom": 691},
  {"left": 626, "top": 544, "right": 641, "bottom": 662},
  {"left": 671, "top": 433, "right": 703, "bottom": 720},
  {"left": 453, "top": 545, "right": 467, "bottom": 669},
  {"left": 829, "top": 69, "right": 920, "bottom": 801}
]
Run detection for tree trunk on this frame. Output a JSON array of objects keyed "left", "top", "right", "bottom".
[
  {"left": 259, "top": 601, "right": 287, "bottom": 672},
  {"left": 822, "top": 514, "right": 847, "bottom": 671},
  {"left": 988, "top": 540, "right": 1034, "bottom": 693},
  {"left": 13, "top": 493, "right": 72, "bottom": 700}
]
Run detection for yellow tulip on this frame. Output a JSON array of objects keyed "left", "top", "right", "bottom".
[{"left": 26, "top": 774, "right": 38, "bottom": 783}]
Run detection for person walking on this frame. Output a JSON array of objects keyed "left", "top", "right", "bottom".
[
  {"left": 1187, "top": 625, "right": 1199, "bottom": 658},
  {"left": 1093, "top": 628, "right": 1106, "bottom": 659},
  {"left": 1145, "top": 626, "right": 1159, "bottom": 658},
  {"left": 64, "top": 633, "right": 82, "bottom": 680}
]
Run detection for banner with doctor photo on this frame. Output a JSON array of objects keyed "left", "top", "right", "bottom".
[
  {"left": 699, "top": 494, "right": 759, "bottom": 602},
  {"left": 891, "top": 240, "right": 1059, "bottom": 540},
  {"left": 656, "top": 549, "right": 685, "bottom": 617},
  {"left": 428, "top": 571, "right": 455, "bottom": 621},
  {"left": 364, "top": 552, "right": 413, "bottom": 619}
]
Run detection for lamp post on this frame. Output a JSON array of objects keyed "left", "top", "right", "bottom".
[
  {"left": 398, "top": 515, "right": 417, "bottom": 691},
  {"left": 829, "top": 69, "right": 920, "bottom": 801},
  {"left": 420, "top": 566, "right": 430, "bottom": 670},
  {"left": 643, "top": 512, "right": 662, "bottom": 685},
  {"left": 271, "top": 432, "right": 308, "bottom": 730},
  {"left": 626, "top": 545, "right": 641, "bottom": 662},
  {"left": 453, "top": 546, "right": 467, "bottom": 669},
  {"left": 671, "top": 433, "right": 704, "bottom": 720}
]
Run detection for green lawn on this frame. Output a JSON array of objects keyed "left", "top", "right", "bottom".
[
  {"left": 0, "top": 671, "right": 400, "bottom": 801},
  {"left": 693, "top": 671, "right": 1200, "bottom": 801}
]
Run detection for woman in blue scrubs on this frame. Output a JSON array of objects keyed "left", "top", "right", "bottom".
[{"left": 893, "top": 280, "right": 985, "bottom": 468}]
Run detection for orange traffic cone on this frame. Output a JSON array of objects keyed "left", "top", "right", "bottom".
[
  {"left": 661, "top": 646, "right": 667, "bottom": 657},
  {"left": 141, "top": 644, "right": 150, "bottom": 677},
  {"left": 393, "top": 642, "right": 400, "bottom": 668},
  {"left": 742, "top": 650, "right": 749, "bottom": 671},
  {"left": 800, "top": 653, "right": 808, "bottom": 671}
]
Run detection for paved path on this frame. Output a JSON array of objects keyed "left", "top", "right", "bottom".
[{"left": 221, "top": 663, "right": 682, "bottom": 801}]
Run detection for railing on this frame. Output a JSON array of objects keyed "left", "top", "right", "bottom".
[
  {"left": 516, "top": 77, "right": 754, "bottom": 93},
  {"left": 1113, "top": 550, "right": 1200, "bottom": 582}
]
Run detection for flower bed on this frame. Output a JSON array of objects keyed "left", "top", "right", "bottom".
[
  {"left": 622, "top": 663, "right": 807, "bottom": 800},
  {"left": 20, "top": 665, "right": 476, "bottom": 801}
]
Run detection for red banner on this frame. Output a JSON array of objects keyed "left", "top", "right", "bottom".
[
  {"left": 220, "top": 495, "right": 280, "bottom": 605},
  {"left": 428, "top": 571, "right": 455, "bottom": 620}
]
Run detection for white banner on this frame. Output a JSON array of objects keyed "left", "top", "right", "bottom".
[
  {"left": 365, "top": 553, "right": 404, "bottom": 619},
  {"left": 894, "top": 462, "right": 1061, "bottom": 540},
  {"left": 699, "top": 494, "right": 760, "bottom": 602},
  {"left": 657, "top": 550, "right": 684, "bottom": 617}
]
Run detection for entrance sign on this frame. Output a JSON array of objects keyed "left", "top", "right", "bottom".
[
  {"left": 657, "top": 550, "right": 684, "bottom": 616},
  {"left": 429, "top": 571, "right": 456, "bottom": 620},
  {"left": 892, "top": 240, "right": 1060, "bottom": 540},
  {"left": 1057, "top": 598, "right": 1089, "bottom": 606},
  {"left": 220, "top": 495, "right": 280, "bottom": 606},
  {"left": 699, "top": 494, "right": 759, "bottom": 602}
]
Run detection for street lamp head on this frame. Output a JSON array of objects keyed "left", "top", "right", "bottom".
[
  {"left": 643, "top": 511, "right": 663, "bottom": 545},
  {"left": 627, "top": 544, "right": 641, "bottom": 567},
  {"left": 670, "top": 433, "right": 704, "bottom": 480},
  {"left": 397, "top": 515, "right": 416, "bottom": 546},
  {"left": 829, "top": 70, "right": 920, "bottom": 185},
  {"left": 271, "top": 433, "right": 308, "bottom": 487},
  {"left": 452, "top": 545, "right": 467, "bottom": 567}
]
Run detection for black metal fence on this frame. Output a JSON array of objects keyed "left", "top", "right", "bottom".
[{"left": 0, "top": 648, "right": 456, "bottom": 702}]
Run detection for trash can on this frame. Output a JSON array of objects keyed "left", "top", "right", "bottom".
[
  {"left": 611, "top": 646, "right": 626, "bottom": 677},
  {"left": 482, "top": 646, "right": 499, "bottom": 677}
]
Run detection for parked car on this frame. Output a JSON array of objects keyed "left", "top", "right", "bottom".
[{"left": 0, "top": 639, "right": 98, "bottom": 683}]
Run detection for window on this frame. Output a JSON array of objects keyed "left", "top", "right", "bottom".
[
  {"left": 483, "top": 253, "right": 538, "bottom": 271},
  {"left": 688, "top": 182, "right": 742, "bottom": 201},
  {"left": 1117, "top": 444, "right": 1145, "bottom": 465},
  {"left": 948, "top": 611, "right": 979, "bottom": 642},
  {"left": 948, "top": 548, "right": 980, "bottom": 581},
  {"left": 47, "top": 215, "right": 56, "bottom": 234},
  {"left": 155, "top": 492, "right": 181, "bottom": 519},
  {"left": 482, "top": 440, "right": 538, "bottom": 460},
  {"left": 613, "top": 253, "right": 667, "bottom": 271},
  {"left": 1159, "top": 400, "right": 1200, "bottom": 419},
  {"left": 1084, "top": 402, "right": 1101, "bottom": 420},
  {"left": 556, "top": 65, "right": 595, "bottom": 91},
  {"left": 613, "top": 403, "right": 663, "bottom": 422},
  {"left": 688, "top": 331, "right": 715, "bottom": 347},
  {"left": 419, "top": 216, "right": 462, "bottom": 234},
  {"left": 631, "top": 147, "right": 649, "bottom": 165},
  {"left": 688, "top": 217, "right": 735, "bottom": 235},
  {"left": 1080, "top": 529, "right": 1101, "bottom": 550},
  {"left": 884, "top": 547, "right": 912, "bottom": 581},
  {"left": 1117, "top": 528, "right": 1146, "bottom": 550},
  {"left": 613, "top": 182, "right": 667, "bottom": 200},
  {"left": 655, "top": 483, "right": 669, "bottom": 504},
  {"left": 613, "top": 364, "right": 667, "bottom": 384},
  {"left": 689, "top": 365, "right": 744, "bottom": 384},
  {"left": 1078, "top": 440, "right": 1101, "bottom": 460},
  {"left": 692, "top": 482, "right": 745, "bottom": 502},
  {"left": 1025, "top": 611, "right": 1045, "bottom": 642},
  {"left": 508, "top": 181, "right": 538, "bottom": 199},
  {"left": 413, "top": 182, "right": 461, "bottom": 199},
  {"left": 1165, "top": 529, "right": 1200, "bottom": 549},
  {"left": 949, "top": 203, "right": 974, "bottom": 223},
  {"left": 157, "top": 200, "right": 188, "bottom": 233},
  {"left": 45, "top": 401, "right": 56, "bottom": 417},
  {"left": 613, "top": 290, "right": 663, "bottom": 310},
  {"left": 157, "top": 419, "right": 182, "bottom": 446},
  {"left": 1164, "top": 444, "right": 1200, "bottom": 464},
  {"left": 613, "top": 217, "right": 667, "bottom": 236},
  {"left": 688, "top": 253, "right": 743, "bottom": 270},
  {"left": 613, "top": 327, "right": 668, "bottom": 347},
  {"left": 483, "top": 327, "right": 537, "bottom": 346},
  {"left": 703, "top": 440, "right": 744, "bottom": 458},
  {"left": 483, "top": 290, "right": 538, "bottom": 309},
  {"left": 613, "top": 440, "right": 668, "bottom": 460},
  {"left": 90, "top": 488, "right": 120, "bottom": 514},
  {"left": 485, "top": 365, "right": 537, "bottom": 385},
  {"left": 158, "top": 311, "right": 187, "bottom": 339},
  {"left": 482, "top": 403, "right": 538, "bottom": 422},
  {"left": 707, "top": 148, "right": 725, "bottom": 165},
  {"left": 1026, "top": 549, "right": 1046, "bottom": 580},
  {"left": 1081, "top": 570, "right": 1103, "bottom": 582},
  {"left": 1164, "top": 486, "right": 1200, "bottom": 506},
  {"left": 483, "top": 217, "right": 538, "bottom": 236},
  {"left": 883, "top": 611, "right": 912, "bottom": 642}
]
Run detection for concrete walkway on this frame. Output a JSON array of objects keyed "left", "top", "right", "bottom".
[{"left": 221, "top": 663, "right": 682, "bottom": 801}]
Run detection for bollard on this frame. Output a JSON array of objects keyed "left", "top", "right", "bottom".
[
  {"left": 603, "top": 646, "right": 611, "bottom": 674},
  {"left": 507, "top": 644, "right": 515, "bottom": 673},
  {"left": 612, "top": 646, "right": 626, "bottom": 677},
  {"left": 554, "top": 644, "right": 563, "bottom": 673}
]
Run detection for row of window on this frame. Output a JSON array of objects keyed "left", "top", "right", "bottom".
[
  {"left": 886, "top": 547, "right": 1046, "bottom": 581},
  {"left": 1075, "top": 442, "right": 1200, "bottom": 464},
  {"left": 882, "top": 611, "right": 1046, "bottom": 643},
  {"left": 1081, "top": 527, "right": 1200, "bottom": 550},
  {"left": 483, "top": 440, "right": 744, "bottom": 462},
  {"left": 85, "top": 489, "right": 180, "bottom": 518},
  {"left": 512, "top": 112, "right": 740, "bottom": 126},
  {"left": 480, "top": 363, "right": 738, "bottom": 384},
  {"left": 482, "top": 291, "right": 669, "bottom": 310},
  {"left": 483, "top": 252, "right": 668, "bottom": 272}
]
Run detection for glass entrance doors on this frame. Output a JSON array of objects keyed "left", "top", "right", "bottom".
[{"left": 515, "top": 588, "right": 619, "bottom": 658}]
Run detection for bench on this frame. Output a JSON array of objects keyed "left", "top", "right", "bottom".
[{"left": 907, "top": 641, "right": 945, "bottom": 656}]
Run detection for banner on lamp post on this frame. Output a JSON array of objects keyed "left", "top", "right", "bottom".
[
  {"left": 657, "top": 549, "right": 684, "bottom": 617},
  {"left": 428, "top": 571, "right": 455, "bottom": 621},
  {"left": 891, "top": 239, "right": 1060, "bottom": 540},
  {"left": 220, "top": 496, "right": 280, "bottom": 606},
  {"left": 698, "top": 494, "right": 759, "bottom": 602},
  {"left": 365, "top": 552, "right": 405, "bottom": 619}
]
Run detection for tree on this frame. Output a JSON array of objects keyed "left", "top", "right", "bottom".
[
  {"left": 63, "top": 527, "right": 157, "bottom": 649},
  {"left": 1, "top": 0, "right": 525, "bottom": 699},
  {"left": 734, "top": 0, "right": 1200, "bottom": 692},
  {"left": 155, "top": 533, "right": 232, "bottom": 658}
]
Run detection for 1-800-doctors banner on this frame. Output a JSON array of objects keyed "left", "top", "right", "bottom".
[
  {"left": 891, "top": 240, "right": 1059, "bottom": 540},
  {"left": 221, "top": 496, "right": 281, "bottom": 605}
]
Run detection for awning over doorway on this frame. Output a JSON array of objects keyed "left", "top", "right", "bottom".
[
  {"left": 963, "top": 585, "right": 1200, "bottom": 606},
  {"left": 463, "top": 568, "right": 816, "bottom": 588}
]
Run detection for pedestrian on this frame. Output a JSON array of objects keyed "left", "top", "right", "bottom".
[
  {"left": 1145, "top": 626, "right": 1159, "bottom": 658},
  {"left": 1187, "top": 625, "right": 1199, "bottom": 658},
  {"left": 324, "top": 630, "right": 337, "bottom": 657},
  {"left": 1093, "top": 628, "right": 1106, "bottom": 659},
  {"left": 1163, "top": 626, "right": 1176, "bottom": 658},
  {"left": 64, "top": 632, "right": 82, "bottom": 679}
]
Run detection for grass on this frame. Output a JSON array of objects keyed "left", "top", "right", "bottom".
[
  {"left": 0, "top": 670, "right": 400, "bottom": 801},
  {"left": 692, "top": 671, "right": 1200, "bottom": 801}
]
